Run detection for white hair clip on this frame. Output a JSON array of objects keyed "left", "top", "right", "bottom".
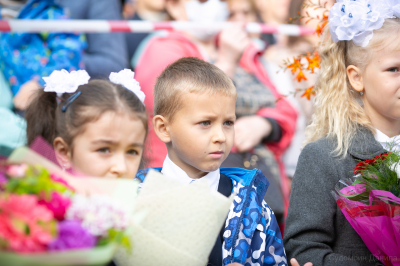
[
  {"left": 109, "top": 69, "right": 145, "bottom": 104},
  {"left": 329, "top": 0, "right": 397, "bottom": 47},
  {"left": 43, "top": 69, "right": 90, "bottom": 97}
]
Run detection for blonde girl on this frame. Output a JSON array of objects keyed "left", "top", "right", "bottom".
[
  {"left": 25, "top": 69, "right": 148, "bottom": 179},
  {"left": 284, "top": 1, "right": 400, "bottom": 266}
]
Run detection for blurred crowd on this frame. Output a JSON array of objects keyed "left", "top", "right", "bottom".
[{"left": 0, "top": 0, "right": 335, "bottom": 223}]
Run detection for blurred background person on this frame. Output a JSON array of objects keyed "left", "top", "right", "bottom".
[
  {"left": 265, "top": 0, "right": 335, "bottom": 62},
  {"left": 0, "top": 0, "right": 86, "bottom": 155},
  {"left": 262, "top": 0, "right": 334, "bottom": 184},
  {"left": 263, "top": 0, "right": 314, "bottom": 184},
  {"left": 57, "top": 0, "right": 128, "bottom": 78},
  {"left": 223, "top": 0, "right": 297, "bottom": 225},
  {"left": 133, "top": 0, "right": 297, "bottom": 224},
  {"left": 254, "top": 0, "right": 291, "bottom": 46},
  {"left": 123, "top": 0, "right": 169, "bottom": 68}
]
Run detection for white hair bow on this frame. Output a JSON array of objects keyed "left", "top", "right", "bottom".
[
  {"left": 109, "top": 69, "right": 145, "bottom": 104},
  {"left": 43, "top": 69, "right": 90, "bottom": 97},
  {"left": 329, "top": 0, "right": 398, "bottom": 47}
]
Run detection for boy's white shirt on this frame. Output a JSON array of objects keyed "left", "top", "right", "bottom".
[
  {"left": 161, "top": 155, "right": 220, "bottom": 192},
  {"left": 375, "top": 129, "right": 400, "bottom": 151}
]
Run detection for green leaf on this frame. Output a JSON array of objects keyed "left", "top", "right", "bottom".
[
  {"left": 96, "top": 229, "right": 131, "bottom": 252},
  {"left": 4, "top": 165, "right": 73, "bottom": 196}
]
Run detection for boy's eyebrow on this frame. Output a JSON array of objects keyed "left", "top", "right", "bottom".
[
  {"left": 92, "top": 139, "right": 116, "bottom": 144},
  {"left": 91, "top": 139, "right": 144, "bottom": 147},
  {"left": 129, "top": 143, "right": 144, "bottom": 147},
  {"left": 194, "top": 113, "right": 236, "bottom": 120}
]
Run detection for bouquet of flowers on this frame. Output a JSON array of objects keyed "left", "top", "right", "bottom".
[
  {"left": 0, "top": 139, "right": 236, "bottom": 266},
  {"left": 332, "top": 152, "right": 400, "bottom": 266},
  {"left": 0, "top": 146, "right": 137, "bottom": 266}
]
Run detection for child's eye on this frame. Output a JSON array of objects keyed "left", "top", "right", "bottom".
[
  {"left": 224, "top": 121, "right": 234, "bottom": 126},
  {"left": 388, "top": 67, "right": 399, "bottom": 73},
  {"left": 199, "top": 121, "right": 211, "bottom": 126},
  {"left": 97, "top": 147, "right": 110, "bottom": 154},
  {"left": 127, "top": 149, "right": 139, "bottom": 156}
]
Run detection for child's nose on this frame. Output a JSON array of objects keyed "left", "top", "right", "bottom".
[
  {"left": 212, "top": 125, "right": 226, "bottom": 143},
  {"left": 110, "top": 153, "right": 128, "bottom": 178}
]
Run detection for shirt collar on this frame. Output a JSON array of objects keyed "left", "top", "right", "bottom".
[
  {"left": 161, "top": 155, "right": 220, "bottom": 192},
  {"left": 375, "top": 129, "right": 400, "bottom": 151}
]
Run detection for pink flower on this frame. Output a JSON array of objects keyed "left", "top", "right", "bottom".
[
  {"left": 50, "top": 174, "right": 75, "bottom": 191},
  {"left": 6, "top": 165, "right": 28, "bottom": 178},
  {"left": 0, "top": 194, "right": 55, "bottom": 252},
  {"left": 0, "top": 172, "right": 7, "bottom": 188},
  {"left": 39, "top": 192, "right": 71, "bottom": 221},
  {"left": 368, "top": 174, "right": 378, "bottom": 180}
]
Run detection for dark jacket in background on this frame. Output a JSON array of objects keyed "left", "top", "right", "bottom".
[
  {"left": 57, "top": 0, "right": 128, "bottom": 78},
  {"left": 125, "top": 13, "right": 149, "bottom": 66},
  {"left": 284, "top": 127, "right": 386, "bottom": 266}
]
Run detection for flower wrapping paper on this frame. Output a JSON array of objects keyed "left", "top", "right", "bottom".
[
  {"left": 114, "top": 169, "right": 235, "bottom": 266},
  {"left": 334, "top": 184, "right": 400, "bottom": 266},
  {"left": 0, "top": 243, "right": 117, "bottom": 266}
]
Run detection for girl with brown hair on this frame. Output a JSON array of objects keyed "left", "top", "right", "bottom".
[{"left": 26, "top": 69, "right": 148, "bottom": 179}]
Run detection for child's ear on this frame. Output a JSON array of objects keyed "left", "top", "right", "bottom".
[
  {"left": 153, "top": 115, "right": 172, "bottom": 143},
  {"left": 53, "top": 137, "right": 72, "bottom": 170},
  {"left": 347, "top": 65, "right": 364, "bottom": 93}
]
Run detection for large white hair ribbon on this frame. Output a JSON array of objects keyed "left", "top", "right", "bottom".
[
  {"left": 109, "top": 69, "right": 145, "bottom": 104},
  {"left": 43, "top": 69, "right": 90, "bottom": 97},
  {"left": 329, "top": 0, "right": 398, "bottom": 47},
  {"left": 42, "top": 69, "right": 90, "bottom": 112}
]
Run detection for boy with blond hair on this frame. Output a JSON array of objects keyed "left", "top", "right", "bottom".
[{"left": 136, "top": 57, "right": 287, "bottom": 266}]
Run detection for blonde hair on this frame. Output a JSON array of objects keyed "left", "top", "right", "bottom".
[
  {"left": 154, "top": 57, "right": 236, "bottom": 120},
  {"left": 305, "top": 18, "right": 400, "bottom": 156}
]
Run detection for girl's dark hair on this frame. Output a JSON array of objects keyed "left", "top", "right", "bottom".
[{"left": 26, "top": 80, "right": 148, "bottom": 149}]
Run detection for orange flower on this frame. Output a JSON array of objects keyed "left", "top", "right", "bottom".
[
  {"left": 301, "top": 86, "right": 315, "bottom": 100},
  {"left": 306, "top": 52, "right": 320, "bottom": 73},
  {"left": 287, "top": 57, "right": 303, "bottom": 74},
  {"left": 295, "top": 70, "right": 308, "bottom": 82},
  {"left": 316, "top": 20, "right": 328, "bottom": 37},
  {"left": 322, "top": 12, "right": 329, "bottom": 21}
]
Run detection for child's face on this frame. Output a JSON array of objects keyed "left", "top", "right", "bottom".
[
  {"left": 61, "top": 111, "right": 146, "bottom": 179},
  {"left": 361, "top": 44, "right": 400, "bottom": 132},
  {"left": 228, "top": 0, "right": 257, "bottom": 24},
  {"left": 166, "top": 92, "right": 236, "bottom": 178}
]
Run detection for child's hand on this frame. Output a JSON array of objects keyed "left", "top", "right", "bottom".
[
  {"left": 13, "top": 80, "right": 40, "bottom": 110},
  {"left": 290, "top": 258, "right": 313, "bottom": 266},
  {"left": 215, "top": 23, "right": 250, "bottom": 77},
  {"left": 234, "top": 115, "right": 272, "bottom": 152}
]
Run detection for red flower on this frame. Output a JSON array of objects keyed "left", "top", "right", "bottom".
[{"left": 354, "top": 153, "right": 390, "bottom": 174}]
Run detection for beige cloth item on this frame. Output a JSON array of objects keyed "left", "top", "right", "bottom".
[{"left": 114, "top": 169, "right": 235, "bottom": 266}]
